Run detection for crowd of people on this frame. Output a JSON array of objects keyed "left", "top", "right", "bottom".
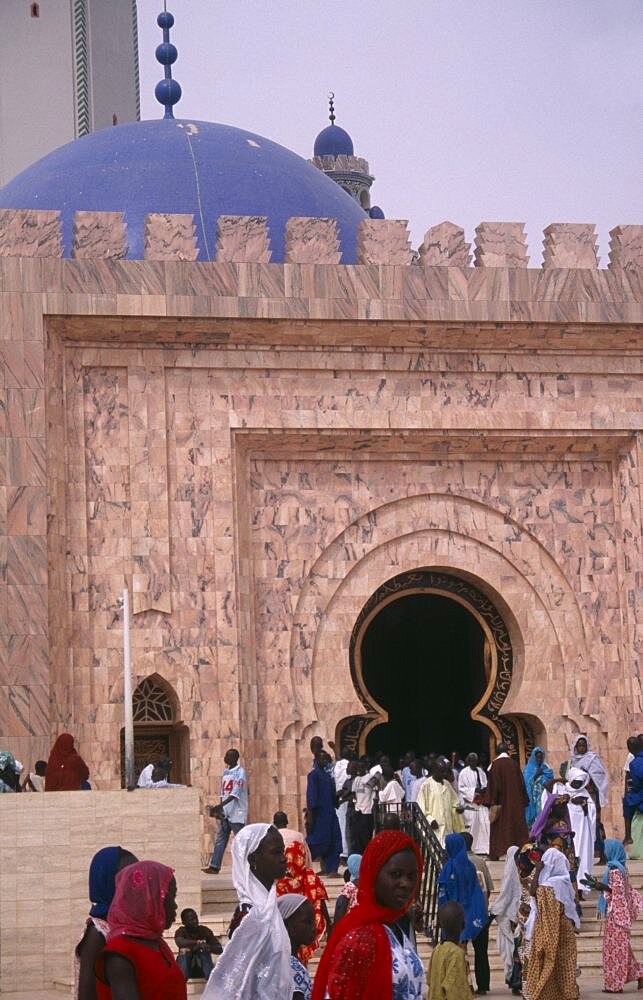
[{"left": 4, "top": 730, "right": 643, "bottom": 998}]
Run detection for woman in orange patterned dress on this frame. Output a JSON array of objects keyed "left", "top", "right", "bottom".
[{"left": 276, "top": 841, "right": 331, "bottom": 962}]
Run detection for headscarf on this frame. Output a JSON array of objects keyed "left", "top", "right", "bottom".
[
  {"left": 570, "top": 734, "right": 609, "bottom": 806},
  {"left": 45, "top": 733, "right": 90, "bottom": 791},
  {"left": 276, "top": 893, "right": 308, "bottom": 921},
  {"left": 0, "top": 750, "right": 16, "bottom": 771},
  {"left": 311, "top": 830, "right": 422, "bottom": 1000},
  {"left": 203, "top": 823, "right": 291, "bottom": 1000},
  {"left": 106, "top": 860, "right": 174, "bottom": 940},
  {"left": 538, "top": 847, "right": 579, "bottom": 928},
  {"left": 517, "top": 842, "right": 542, "bottom": 878},
  {"left": 523, "top": 747, "right": 554, "bottom": 825},
  {"left": 276, "top": 840, "right": 328, "bottom": 962},
  {"left": 437, "top": 833, "right": 487, "bottom": 942},
  {"left": 565, "top": 766, "right": 591, "bottom": 797},
  {"left": 597, "top": 839, "right": 628, "bottom": 917},
  {"left": 347, "top": 853, "right": 362, "bottom": 881},
  {"left": 231, "top": 822, "right": 274, "bottom": 907},
  {"left": 89, "top": 846, "right": 122, "bottom": 919},
  {"left": 490, "top": 846, "right": 521, "bottom": 979},
  {"left": 529, "top": 792, "right": 571, "bottom": 843},
  {"left": 523, "top": 747, "right": 553, "bottom": 788}
]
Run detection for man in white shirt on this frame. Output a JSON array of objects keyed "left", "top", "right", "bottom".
[
  {"left": 137, "top": 756, "right": 185, "bottom": 789},
  {"left": 203, "top": 748, "right": 248, "bottom": 874},
  {"left": 457, "top": 752, "right": 490, "bottom": 854},
  {"left": 352, "top": 761, "right": 379, "bottom": 853},
  {"left": 332, "top": 746, "right": 353, "bottom": 862}
]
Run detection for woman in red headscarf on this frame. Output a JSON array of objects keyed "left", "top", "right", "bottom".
[
  {"left": 96, "top": 860, "right": 186, "bottom": 1000},
  {"left": 276, "top": 840, "right": 330, "bottom": 963},
  {"left": 312, "top": 830, "right": 424, "bottom": 1000},
  {"left": 45, "top": 733, "right": 90, "bottom": 791}
]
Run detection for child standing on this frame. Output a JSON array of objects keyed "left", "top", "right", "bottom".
[{"left": 428, "top": 901, "right": 473, "bottom": 1000}]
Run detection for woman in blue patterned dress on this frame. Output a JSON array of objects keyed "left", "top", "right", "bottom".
[
  {"left": 277, "top": 894, "right": 316, "bottom": 1000},
  {"left": 312, "top": 829, "right": 425, "bottom": 999}
]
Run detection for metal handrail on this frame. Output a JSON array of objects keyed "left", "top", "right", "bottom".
[{"left": 374, "top": 801, "right": 446, "bottom": 942}]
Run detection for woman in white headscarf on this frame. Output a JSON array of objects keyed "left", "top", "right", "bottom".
[
  {"left": 490, "top": 846, "right": 521, "bottom": 985},
  {"left": 276, "top": 894, "right": 317, "bottom": 1000},
  {"left": 569, "top": 734, "right": 609, "bottom": 807},
  {"left": 565, "top": 766, "right": 596, "bottom": 894},
  {"left": 526, "top": 847, "right": 579, "bottom": 1000},
  {"left": 203, "top": 822, "right": 291, "bottom": 1000}
]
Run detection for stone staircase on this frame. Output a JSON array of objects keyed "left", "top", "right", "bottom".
[{"left": 175, "top": 859, "right": 643, "bottom": 996}]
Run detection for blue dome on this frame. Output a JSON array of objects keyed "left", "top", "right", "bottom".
[
  {"left": 313, "top": 124, "right": 354, "bottom": 158},
  {"left": 0, "top": 118, "right": 367, "bottom": 262}
]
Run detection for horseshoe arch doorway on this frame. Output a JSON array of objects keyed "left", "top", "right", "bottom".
[{"left": 337, "top": 570, "right": 533, "bottom": 766}]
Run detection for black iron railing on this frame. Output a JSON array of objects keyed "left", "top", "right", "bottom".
[{"left": 374, "top": 801, "right": 446, "bottom": 942}]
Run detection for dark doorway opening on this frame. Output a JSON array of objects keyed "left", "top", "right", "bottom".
[{"left": 361, "top": 593, "right": 489, "bottom": 765}]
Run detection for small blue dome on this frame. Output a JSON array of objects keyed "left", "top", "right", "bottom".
[
  {"left": 0, "top": 118, "right": 367, "bottom": 262},
  {"left": 313, "top": 124, "right": 354, "bottom": 158}
]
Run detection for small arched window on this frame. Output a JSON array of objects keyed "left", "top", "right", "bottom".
[
  {"left": 133, "top": 676, "right": 174, "bottom": 723},
  {"left": 30, "top": 3, "right": 40, "bottom": 17}
]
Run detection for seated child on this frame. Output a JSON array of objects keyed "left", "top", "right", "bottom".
[
  {"left": 174, "top": 907, "right": 222, "bottom": 981},
  {"left": 428, "top": 901, "right": 472, "bottom": 1000},
  {"left": 23, "top": 759, "right": 46, "bottom": 792}
]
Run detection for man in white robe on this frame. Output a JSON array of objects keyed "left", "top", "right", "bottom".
[
  {"left": 417, "top": 757, "right": 465, "bottom": 845},
  {"left": 332, "top": 748, "right": 351, "bottom": 861},
  {"left": 566, "top": 766, "right": 596, "bottom": 892},
  {"left": 458, "top": 752, "right": 490, "bottom": 855}
]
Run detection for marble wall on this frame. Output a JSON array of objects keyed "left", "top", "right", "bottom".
[
  {"left": 0, "top": 788, "right": 200, "bottom": 993},
  {"left": 0, "top": 213, "right": 641, "bottom": 839}
]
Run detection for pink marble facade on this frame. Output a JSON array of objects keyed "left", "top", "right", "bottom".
[{"left": 0, "top": 212, "right": 641, "bottom": 838}]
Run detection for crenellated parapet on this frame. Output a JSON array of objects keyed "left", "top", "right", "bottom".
[
  {"left": 0, "top": 209, "right": 640, "bottom": 271},
  {"left": 310, "top": 154, "right": 371, "bottom": 174}
]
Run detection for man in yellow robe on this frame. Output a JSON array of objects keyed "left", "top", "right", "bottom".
[{"left": 417, "top": 756, "right": 465, "bottom": 845}]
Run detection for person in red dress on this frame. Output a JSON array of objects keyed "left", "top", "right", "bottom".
[
  {"left": 45, "top": 733, "right": 90, "bottom": 791},
  {"left": 276, "top": 840, "right": 330, "bottom": 962},
  {"left": 96, "top": 860, "right": 186, "bottom": 1000},
  {"left": 311, "top": 830, "right": 424, "bottom": 1000}
]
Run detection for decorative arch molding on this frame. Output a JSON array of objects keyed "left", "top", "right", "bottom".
[
  {"left": 285, "top": 493, "right": 591, "bottom": 756},
  {"left": 343, "top": 568, "right": 534, "bottom": 759}
]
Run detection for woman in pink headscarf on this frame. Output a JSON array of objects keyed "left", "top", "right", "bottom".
[{"left": 96, "top": 860, "right": 185, "bottom": 1000}]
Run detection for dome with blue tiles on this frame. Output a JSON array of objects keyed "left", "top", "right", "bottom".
[{"left": 0, "top": 12, "right": 366, "bottom": 262}]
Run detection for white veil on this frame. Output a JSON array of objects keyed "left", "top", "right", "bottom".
[
  {"left": 490, "top": 846, "right": 521, "bottom": 979},
  {"left": 202, "top": 823, "right": 292, "bottom": 1000},
  {"left": 569, "top": 734, "right": 609, "bottom": 806},
  {"left": 539, "top": 846, "right": 580, "bottom": 928}
]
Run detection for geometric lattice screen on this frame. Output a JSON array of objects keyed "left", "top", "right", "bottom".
[{"left": 132, "top": 677, "right": 174, "bottom": 722}]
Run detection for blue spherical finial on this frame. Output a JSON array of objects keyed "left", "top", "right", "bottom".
[
  {"left": 156, "top": 42, "right": 178, "bottom": 66},
  {"left": 369, "top": 206, "right": 385, "bottom": 219},
  {"left": 155, "top": 79, "right": 182, "bottom": 108},
  {"left": 155, "top": 9, "right": 181, "bottom": 119}
]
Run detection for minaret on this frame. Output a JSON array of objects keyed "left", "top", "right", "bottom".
[
  {"left": 0, "top": 0, "right": 140, "bottom": 186},
  {"left": 309, "top": 95, "right": 384, "bottom": 217}
]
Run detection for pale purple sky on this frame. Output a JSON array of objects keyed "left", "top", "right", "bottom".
[{"left": 137, "top": 1, "right": 641, "bottom": 263}]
